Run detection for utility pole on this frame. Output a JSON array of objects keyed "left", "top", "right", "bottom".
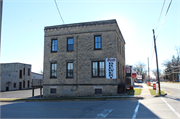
[
  {"left": 0, "top": 0, "right": 3, "bottom": 92},
  {"left": 148, "top": 57, "right": 150, "bottom": 81},
  {"left": 152, "top": 29, "right": 161, "bottom": 95}
]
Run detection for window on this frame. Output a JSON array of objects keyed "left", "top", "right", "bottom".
[
  {"left": 67, "top": 63, "right": 73, "bottom": 78},
  {"left": 23, "top": 68, "right": 25, "bottom": 75},
  {"left": 51, "top": 39, "right": 57, "bottom": 52},
  {"left": 23, "top": 81, "right": 25, "bottom": 88},
  {"left": 94, "top": 36, "right": 101, "bottom": 49},
  {"left": 19, "top": 70, "right": 22, "bottom": 78},
  {"left": 28, "top": 68, "right": 30, "bottom": 76},
  {"left": 120, "top": 43, "right": 121, "bottom": 54},
  {"left": 118, "top": 62, "right": 120, "bottom": 78},
  {"left": 28, "top": 81, "right": 30, "bottom": 88},
  {"left": 51, "top": 63, "right": 57, "bottom": 78},
  {"left": 95, "top": 89, "right": 102, "bottom": 94},
  {"left": 50, "top": 88, "right": 56, "bottom": 94},
  {"left": 92, "top": 61, "right": 105, "bottom": 77},
  {"left": 67, "top": 38, "right": 73, "bottom": 51},
  {"left": 14, "top": 83, "right": 16, "bottom": 88}
]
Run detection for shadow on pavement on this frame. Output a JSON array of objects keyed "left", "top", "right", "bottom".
[
  {"left": 133, "top": 85, "right": 143, "bottom": 88},
  {"left": 163, "top": 96, "right": 180, "bottom": 102},
  {"left": 1, "top": 99, "right": 159, "bottom": 118}
]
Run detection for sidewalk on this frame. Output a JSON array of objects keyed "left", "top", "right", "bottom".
[{"left": 140, "top": 83, "right": 153, "bottom": 98}]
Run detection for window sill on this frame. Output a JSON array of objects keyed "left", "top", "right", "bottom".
[
  {"left": 67, "top": 50, "right": 74, "bottom": 52},
  {"left": 51, "top": 51, "right": 57, "bottom": 53},
  {"left": 50, "top": 77, "right": 57, "bottom": 79},
  {"left": 91, "top": 76, "right": 105, "bottom": 78},
  {"left": 66, "top": 77, "right": 74, "bottom": 79},
  {"left": 94, "top": 49, "right": 102, "bottom": 50}
]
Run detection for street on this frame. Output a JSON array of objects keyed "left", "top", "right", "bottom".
[
  {"left": 0, "top": 83, "right": 180, "bottom": 118},
  {"left": 1, "top": 100, "right": 158, "bottom": 118}
]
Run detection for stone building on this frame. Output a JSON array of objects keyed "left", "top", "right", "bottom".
[
  {"left": 43, "top": 19, "right": 126, "bottom": 97},
  {"left": 1, "top": 63, "right": 31, "bottom": 91}
]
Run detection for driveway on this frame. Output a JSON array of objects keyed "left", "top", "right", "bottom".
[{"left": 0, "top": 88, "right": 42, "bottom": 98}]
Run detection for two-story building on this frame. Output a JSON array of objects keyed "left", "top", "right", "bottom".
[
  {"left": 1, "top": 63, "right": 31, "bottom": 91},
  {"left": 43, "top": 19, "right": 126, "bottom": 97}
]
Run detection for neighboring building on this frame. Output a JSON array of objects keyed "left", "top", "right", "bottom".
[
  {"left": 1, "top": 63, "right": 31, "bottom": 91},
  {"left": 31, "top": 72, "right": 43, "bottom": 87},
  {"left": 31, "top": 72, "right": 43, "bottom": 81},
  {"left": 43, "top": 19, "right": 126, "bottom": 97}
]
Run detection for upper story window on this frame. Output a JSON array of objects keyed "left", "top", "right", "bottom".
[
  {"left": 94, "top": 36, "right": 101, "bottom": 50},
  {"left": 51, "top": 39, "right": 57, "bottom": 52},
  {"left": 92, "top": 61, "right": 105, "bottom": 77},
  {"left": 51, "top": 63, "right": 57, "bottom": 78},
  {"left": 67, "top": 38, "right": 73, "bottom": 51},
  {"left": 19, "top": 70, "right": 22, "bottom": 78},
  {"left": 23, "top": 68, "right": 25, "bottom": 75},
  {"left": 67, "top": 62, "right": 73, "bottom": 78},
  {"left": 28, "top": 68, "right": 30, "bottom": 76}
]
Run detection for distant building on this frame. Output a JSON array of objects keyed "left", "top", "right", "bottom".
[
  {"left": 31, "top": 72, "right": 43, "bottom": 87},
  {"left": 1, "top": 63, "right": 31, "bottom": 91},
  {"left": 43, "top": 19, "right": 126, "bottom": 97},
  {"left": 31, "top": 72, "right": 43, "bottom": 80}
]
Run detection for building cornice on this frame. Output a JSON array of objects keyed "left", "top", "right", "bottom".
[{"left": 44, "top": 19, "right": 117, "bottom": 31}]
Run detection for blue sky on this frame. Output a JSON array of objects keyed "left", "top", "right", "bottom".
[{"left": 1, "top": 0, "right": 179, "bottom": 77}]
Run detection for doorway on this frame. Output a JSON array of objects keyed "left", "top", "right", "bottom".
[
  {"left": 6, "top": 87, "right": 9, "bottom": 91},
  {"left": 19, "top": 82, "right": 22, "bottom": 90}
]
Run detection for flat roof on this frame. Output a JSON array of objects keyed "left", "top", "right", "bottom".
[
  {"left": 45, "top": 19, "right": 117, "bottom": 30},
  {"left": 0, "top": 62, "right": 31, "bottom": 66}
]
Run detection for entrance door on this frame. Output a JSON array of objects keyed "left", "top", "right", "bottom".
[
  {"left": 28, "top": 81, "right": 30, "bottom": 88},
  {"left": 6, "top": 87, "right": 9, "bottom": 91},
  {"left": 19, "top": 82, "right": 22, "bottom": 90}
]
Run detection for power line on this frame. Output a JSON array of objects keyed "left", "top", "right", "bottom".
[
  {"left": 54, "top": 0, "right": 64, "bottom": 24},
  {"left": 155, "top": 0, "right": 166, "bottom": 31},
  {"left": 156, "top": 0, "right": 173, "bottom": 39},
  {"left": 54, "top": 0, "right": 74, "bottom": 36}
]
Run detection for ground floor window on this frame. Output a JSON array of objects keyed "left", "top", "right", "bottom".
[
  {"left": 51, "top": 63, "right": 57, "bottom": 78},
  {"left": 14, "top": 83, "right": 16, "bottom": 88},
  {"left": 23, "top": 81, "right": 25, "bottom": 88},
  {"left": 92, "top": 61, "right": 105, "bottom": 77},
  {"left": 95, "top": 89, "right": 102, "bottom": 94},
  {"left": 67, "top": 62, "right": 73, "bottom": 78},
  {"left": 28, "top": 81, "right": 30, "bottom": 88}
]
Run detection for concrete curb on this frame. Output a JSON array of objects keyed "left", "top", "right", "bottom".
[{"left": 0, "top": 96, "right": 144, "bottom": 102}]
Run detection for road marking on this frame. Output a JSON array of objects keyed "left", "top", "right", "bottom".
[
  {"left": 161, "top": 98, "right": 180, "bottom": 118},
  {"left": 96, "top": 109, "right": 113, "bottom": 118},
  {"left": 132, "top": 100, "right": 140, "bottom": 119}
]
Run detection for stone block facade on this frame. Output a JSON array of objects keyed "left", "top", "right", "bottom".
[
  {"left": 1, "top": 63, "right": 31, "bottom": 91},
  {"left": 43, "top": 19, "right": 125, "bottom": 97}
]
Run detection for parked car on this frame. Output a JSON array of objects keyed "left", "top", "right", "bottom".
[{"left": 136, "top": 80, "right": 142, "bottom": 83}]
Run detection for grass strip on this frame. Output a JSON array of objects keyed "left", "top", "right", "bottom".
[
  {"left": 127, "top": 89, "right": 142, "bottom": 95},
  {"left": 149, "top": 89, "right": 165, "bottom": 95}
]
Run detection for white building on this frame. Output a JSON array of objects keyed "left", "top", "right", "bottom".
[{"left": 31, "top": 72, "right": 43, "bottom": 87}]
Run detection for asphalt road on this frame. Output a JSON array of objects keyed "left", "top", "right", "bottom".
[
  {"left": 0, "top": 83, "right": 180, "bottom": 118},
  {"left": 160, "top": 82, "right": 180, "bottom": 98},
  {"left": 1, "top": 100, "right": 159, "bottom": 118}
]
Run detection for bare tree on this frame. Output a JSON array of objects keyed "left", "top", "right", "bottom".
[
  {"left": 133, "top": 61, "right": 147, "bottom": 81},
  {"left": 162, "top": 46, "right": 180, "bottom": 81},
  {"left": 151, "top": 69, "right": 162, "bottom": 79}
]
